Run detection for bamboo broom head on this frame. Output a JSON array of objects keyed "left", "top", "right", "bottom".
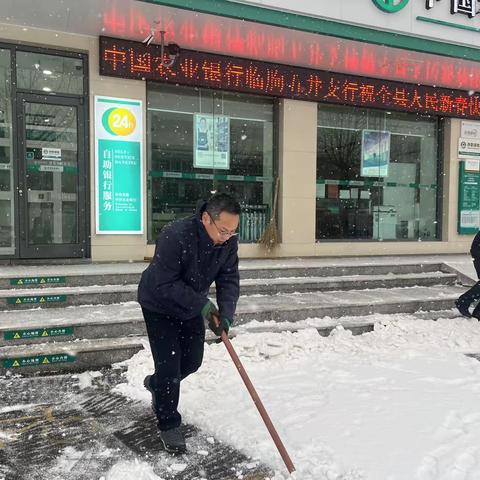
[{"left": 258, "top": 177, "right": 280, "bottom": 249}]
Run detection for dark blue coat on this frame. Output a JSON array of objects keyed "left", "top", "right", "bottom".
[
  {"left": 471, "top": 231, "right": 480, "bottom": 259},
  {"left": 137, "top": 204, "right": 240, "bottom": 321}
]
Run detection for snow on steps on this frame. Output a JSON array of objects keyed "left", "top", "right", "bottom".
[
  {"left": 0, "top": 260, "right": 469, "bottom": 375},
  {"left": 0, "top": 271, "right": 458, "bottom": 310}
]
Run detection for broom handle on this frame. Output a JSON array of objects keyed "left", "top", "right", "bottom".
[
  {"left": 271, "top": 176, "right": 280, "bottom": 221},
  {"left": 221, "top": 330, "right": 296, "bottom": 474}
]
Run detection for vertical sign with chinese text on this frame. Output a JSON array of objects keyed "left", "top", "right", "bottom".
[
  {"left": 458, "top": 160, "right": 480, "bottom": 234},
  {"left": 95, "top": 97, "right": 143, "bottom": 234}
]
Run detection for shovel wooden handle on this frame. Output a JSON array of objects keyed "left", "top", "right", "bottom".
[{"left": 220, "top": 330, "right": 295, "bottom": 474}]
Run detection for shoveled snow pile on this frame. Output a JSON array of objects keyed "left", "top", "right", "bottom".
[{"left": 115, "top": 313, "right": 480, "bottom": 479}]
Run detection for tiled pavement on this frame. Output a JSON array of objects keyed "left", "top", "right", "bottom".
[{"left": 0, "top": 368, "right": 272, "bottom": 480}]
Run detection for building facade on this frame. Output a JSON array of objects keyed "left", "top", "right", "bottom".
[{"left": 0, "top": 0, "right": 479, "bottom": 261}]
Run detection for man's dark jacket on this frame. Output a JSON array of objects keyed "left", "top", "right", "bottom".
[
  {"left": 471, "top": 231, "right": 480, "bottom": 259},
  {"left": 137, "top": 204, "right": 240, "bottom": 321}
]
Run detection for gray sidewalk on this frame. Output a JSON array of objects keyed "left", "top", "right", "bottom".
[{"left": 0, "top": 368, "right": 272, "bottom": 480}]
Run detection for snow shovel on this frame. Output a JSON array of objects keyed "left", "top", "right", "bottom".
[{"left": 220, "top": 329, "right": 296, "bottom": 474}]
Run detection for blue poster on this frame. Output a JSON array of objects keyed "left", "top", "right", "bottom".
[{"left": 361, "top": 130, "right": 391, "bottom": 177}]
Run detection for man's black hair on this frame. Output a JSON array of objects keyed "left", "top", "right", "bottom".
[{"left": 205, "top": 192, "right": 241, "bottom": 219}]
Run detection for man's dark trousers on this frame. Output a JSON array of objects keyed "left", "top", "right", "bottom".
[
  {"left": 458, "top": 259, "right": 480, "bottom": 317},
  {"left": 142, "top": 307, "right": 205, "bottom": 431}
]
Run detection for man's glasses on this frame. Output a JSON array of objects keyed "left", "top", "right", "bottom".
[{"left": 208, "top": 213, "right": 239, "bottom": 238}]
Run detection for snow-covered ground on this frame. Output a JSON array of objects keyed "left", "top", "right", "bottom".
[{"left": 113, "top": 312, "right": 480, "bottom": 480}]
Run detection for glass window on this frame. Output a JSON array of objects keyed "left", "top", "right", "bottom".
[
  {"left": 316, "top": 105, "right": 439, "bottom": 241},
  {"left": 0, "top": 49, "right": 13, "bottom": 254},
  {"left": 147, "top": 84, "right": 275, "bottom": 242},
  {"left": 16, "top": 51, "right": 84, "bottom": 95}
]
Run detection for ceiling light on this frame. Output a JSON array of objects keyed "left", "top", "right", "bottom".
[{"left": 43, "top": 69, "right": 52, "bottom": 75}]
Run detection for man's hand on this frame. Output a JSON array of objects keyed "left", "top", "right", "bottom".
[
  {"left": 201, "top": 300, "right": 219, "bottom": 325},
  {"left": 209, "top": 315, "right": 232, "bottom": 337}
]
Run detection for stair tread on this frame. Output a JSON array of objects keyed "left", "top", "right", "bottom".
[
  {"left": 0, "top": 285, "right": 465, "bottom": 330},
  {"left": 238, "top": 271, "right": 455, "bottom": 286},
  {"left": 0, "top": 306, "right": 467, "bottom": 358},
  {"left": 0, "top": 336, "right": 145, "bottom": 357},
  {"left": 0, "top": 257, "right": 450, "bottom": 279},
  {"left": 0, "top": 284, "right": 137, "bottom": 297},
  {"left": 0, "top": 271, "right": 456, "bottom": 297}
]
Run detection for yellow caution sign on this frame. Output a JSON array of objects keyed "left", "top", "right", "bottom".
[
  {"left": 42, "top": 357, "right": 49, "bottom": 364},
  {"left": 41, "top": 330, "right": 49, "bottom": 337},
  {"left": 12, "top": 360, "right": 20, "bottom": 367},
  {"left": 17, "top": 279, "right": 23, "bottom": 285},
  {"left": 15, "top": 298, "right": 21, "bottom": 304},
  {"left": 39, "top": 297, "right": 45, "bottom": 303},
  {"left": 13, "top": 333, "right": 21, "bottom": 339}
]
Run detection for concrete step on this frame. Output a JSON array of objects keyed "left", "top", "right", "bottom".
[
  {"left": 0, "top": 261, "right": 450, "bottom": 289},
  {"left": 0, "top": 337, "right": 144, "bottom": 374},
  {"left": 238, "top": 271, "right": 457, "bottom": 293},
  {"left": 0, "top": 271, "right": 458, "bottom": 310},
  {"left": 0, "top": 284, "right": 466, "bottom": 347},
  {"left": 0, "top": 263, "right": 146, "bottom": 289},
  {"left": 239, "top": 262, "right": 448, "bottom": 279},
  {"left": 0, "top": 301, "right": 467, "bottom": 375}
]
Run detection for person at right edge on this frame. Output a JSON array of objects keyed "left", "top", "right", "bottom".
[
  {"left": 137, "top": 192, "right": 240, "bottom": 454},
  {"left": 455, "top": 230, "right": 480, "bottom": 318}
]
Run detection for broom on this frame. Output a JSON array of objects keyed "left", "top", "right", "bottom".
[{"left": 258, "top": 177, "right": 280, "bottom": 249}]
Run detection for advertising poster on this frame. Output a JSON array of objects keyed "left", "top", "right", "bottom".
[
  {"left": 361, "top": 129, "right": 391, "bottom": 177},
  {"left": 458, "top": 160, "right": 480, "bottom": 234},
  {"left": 194, "top": 113, "right": 230, "bottom": 169},
  {"left": 95, "top": 96, "right": 143, "bottom": 234}
]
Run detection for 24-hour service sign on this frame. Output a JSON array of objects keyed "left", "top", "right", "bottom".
[{"left": 95, "top": 96, "right": 143, "bottom": 234}]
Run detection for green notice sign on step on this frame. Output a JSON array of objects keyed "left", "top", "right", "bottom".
[
  {"left": 4, "top": 327, "right": 74, "bottom": 341},
  {"left": 3, "top": 354, "right": 76, "bottom": 369},
  {"left": 9, "top": 276, "right": 66, "bottom": 286},
  {"left": 6, "top": 295, "right": 67, "bottom": 305}
]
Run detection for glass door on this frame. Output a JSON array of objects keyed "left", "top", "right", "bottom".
[
  {"left": 0, "top": 48, "right": 14, "bottom": 256},
  {"left": 17, "top": 93, "right": 86, "bottom": 258}
]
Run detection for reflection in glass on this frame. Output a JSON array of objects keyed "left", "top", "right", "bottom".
[
  {"left": 0, "top": 49, "right": 13, "bottom": 254},
  {"left": 316, "top": 105, "right": 438, "bottom": 241},
  {"left": 147, "top": 84, "right": 274, "bottom": 242},
  {"left": 25, "top": 103, "right": 78, "bottom": 245},
  {"left": 16, "top": 51, "right": 84, "bottom": 95}
]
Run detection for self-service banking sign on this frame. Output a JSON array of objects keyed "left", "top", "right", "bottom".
[{"left": 95, "top": 96, "right": 143, "bottom": 234}]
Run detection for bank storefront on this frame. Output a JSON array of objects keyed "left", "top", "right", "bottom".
[{"left": 0, "top": 0, "right": 478, "bottom": 261}]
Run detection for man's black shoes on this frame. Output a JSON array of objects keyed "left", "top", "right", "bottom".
[
  {"left": 159, "top": 427, "right": 186, "bottom": 454},
  {"left": 143, "top": 375, "right": 157, "bottom": 414},
  {"left": 455, "top": 299, "right": 472, "bottom": 318}
]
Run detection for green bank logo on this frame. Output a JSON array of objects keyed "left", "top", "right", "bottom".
[{"left": 372, "top": 0, "right": 409, "bottom": 12}]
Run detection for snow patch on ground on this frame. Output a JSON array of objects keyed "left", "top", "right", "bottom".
[
  {"left": 100, "top": 458, "right": 164, "bottom": 480},
  {"left": 115, "top": 314, "right": 480, "bottom": 479}
]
